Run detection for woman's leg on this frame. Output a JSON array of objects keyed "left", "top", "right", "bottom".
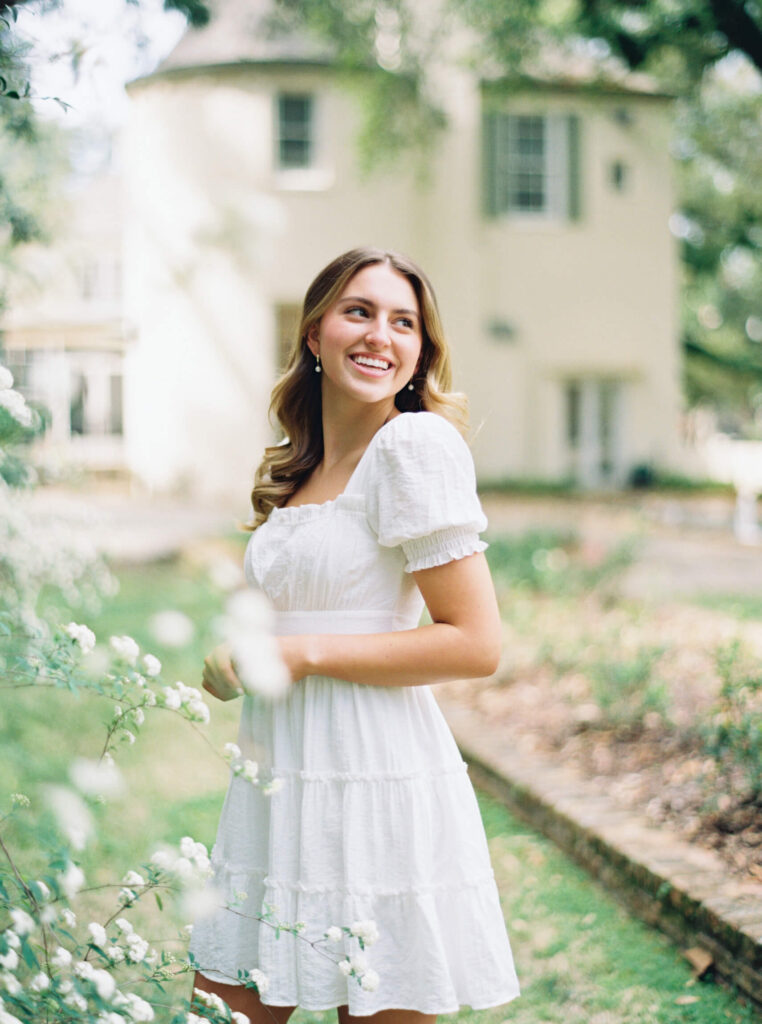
[
  {"left": 192, "top": 971, "right": 297, "bottom": 1024},
  {"left": 338, "top": 1007, "right": 437, "bottom": 1024}
]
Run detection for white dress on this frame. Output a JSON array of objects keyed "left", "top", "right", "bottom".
[{"left": 190, "top": 411, "right": 520, "bottom": 1014}]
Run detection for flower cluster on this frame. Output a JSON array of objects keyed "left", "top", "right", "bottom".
[
  {"left": 222, "top": 744, "right": 284, "bottom": 795},
  {"left": 160, "top": 681, "right": 210, "bottom": 724}
]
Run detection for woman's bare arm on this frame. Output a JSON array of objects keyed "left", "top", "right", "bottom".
[{"left": 280, "top": 551, "right": 501, "bottom": 687}]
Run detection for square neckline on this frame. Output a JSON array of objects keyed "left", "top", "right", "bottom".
[{"left": 274, "top": 412, "right": 411, "bottom": 517}]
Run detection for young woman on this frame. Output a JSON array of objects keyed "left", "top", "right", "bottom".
[{"left": 192, "top": 247, "right": 519, "bottom": 1023}]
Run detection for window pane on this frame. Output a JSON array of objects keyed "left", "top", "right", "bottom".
[{"left": 277, "top": 94, "right": 313, "bottom": 170}]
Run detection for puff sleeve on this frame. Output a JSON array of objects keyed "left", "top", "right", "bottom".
[{"left": 366, "top": 412, "right": 488, "bottom": 573}]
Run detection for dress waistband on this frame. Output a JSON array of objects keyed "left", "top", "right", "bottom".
[{"left": 273, "top": 610, "right": 403, "bottom": 635}]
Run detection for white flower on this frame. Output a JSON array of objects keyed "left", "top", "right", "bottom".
[
  {"left": 350, "top": 919, "right": 379, "bottom": 946},
  {"left": 0, "top": 971, "right": 21, "bottom": 995},
  {"left": 126, "top": 933, "right": 149, "bottom": 962},
  {"left": 123, "top": 870, "right": 145, "bottom": 887},
  {"left": 338, "top": 959, "right": 353, "bottom": 976},
  {"left": 64, "top": 991, "right": 88, "bottom": 1011},
  {"left": 349, "top": 952, "right": 367, "bottom": 973},
  {"left": 99, "top": 1014, "right": 125, "bottom": 1024},
  {"left": 224, "top": 742, "right": 241, "bottom": 760},
  {"left": 187, "top": 699, "right": 210, "bottom": 724},
  {"left": 109, "top": 634, "right": 140, "bottom": 664},
  {"left": 245, "top": 968, "right": 269, "bottom": 994},
  {"left": 225, "top": 591, "right": 290, "bottom": 698},
  {"left": 120, "top": 887, "right": 137, "bottom": 904},
  {"left": 149, "top": 609, "right": 194, "bottom": 648},
  {"left": 123, "top": 731, "right": 136, "bottom": 745},
  {"left": 0, "top": 1006, "right": 24, "bottom": 1024},
  {"left": 60, "top": 861, "right": 85, "bottom": 898},
  {"left": 51, "top": 946, "right": 72, "bottom": 968},
  {"left": 9, "top": 910, "right": 33, "bottom": 936},
  {"left": 33, "top": 880, "right": 50, "bottom": 902},
  {"left": 61, "top": 908, "right": 77, "bottom": 929},
  {"left": 162, "top": 686, "right": 182, "bottom": 711},
  {"left": 64, "top": 622, "right": 96, "bottom": 654},
  {"left": 88, "top": 922, "right": 107, "bottom": 948},
  {"left": 92, "top": 967, "right": 116, "bottom": 1000},
  {"left": 115, "top": 917, "right": 133, "bottom": 935},
  {"left": 262, "top": 777, "right": 284, "bottom": 796},
  {"left": 325, "top": 926, "right": 343, "bottom": 943},
  {"left": 108, "top": 945, "right": 125, "bottom": 964},
  {"left": 44, "top": 786, "right": 93, "bottom": 850},
  {"left": 187, "top": 1015, "right": 206, "bottom": 1024},
  {"left": 194, "top": 989, "right": 226, "bottom": 1012},
  {"left": 121, "top": 995, "right": 154, "bottom": 1023},
  {"left": 40, "top": 905, "right": 57, "bottom": 925},
  {"left": 231, "top": 1014, "right": 251, "bottom": 1024},
  {"left": 142, "top": 654, "right": 161, "bottom": 677},
  {"left": 360, "top": 968, "right": 380, "bottom": 992},
  {"left": 2, "top": 932, "right": 19, "bottom": 950},
  {"left": 58, "top": 979, "right": 73, "bottom": 994},
  {"left": 0, "top": 950, "right": 18, "bottom": 972},
  {"left": 133, "top": 708, "right": 145, "bottom": 726},
  {"left": 0, "top": 366, "right": 13, "bottom": 389},
  {"left": 240, "top": 760, "right": 259, "bottom": 783},
  {"left": 70, "top": 757, "right": 125, "bottom": 799},
  {"left": 0, "top": 388, "right": 33, "bottom": 427},
  {"left": 149, "top": 849, "right": 173, "bottom": 871},
  {"left": 144, "top": 690, "right": 157, "bottom": 707},
  {"left": 74, "top": 960, "right": 95, "bottom": 980}
]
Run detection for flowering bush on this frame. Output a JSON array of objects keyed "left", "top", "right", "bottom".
[{"left": 0, "top": 362, "right": 380, "bottom": 1022}]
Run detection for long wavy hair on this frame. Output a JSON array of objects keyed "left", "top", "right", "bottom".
[{"left": 247, "top": 246, "right": 469, "bottom": 529}]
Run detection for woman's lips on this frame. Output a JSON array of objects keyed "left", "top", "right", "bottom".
[{"left": 349, "top": 354, "right": 393, "bottom": 376}]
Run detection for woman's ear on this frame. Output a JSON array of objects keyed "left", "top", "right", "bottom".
[{"left": 305, "top": 323, "right": 319, "bottom": 358}]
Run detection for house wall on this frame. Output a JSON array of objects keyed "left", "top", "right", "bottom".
[{"left": 124, "top": 61, "right": 682, "bottom": 502}]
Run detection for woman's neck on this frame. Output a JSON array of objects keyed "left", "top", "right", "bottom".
[{"left": 320, "top": 399, "right": 398, "bottom": 473}]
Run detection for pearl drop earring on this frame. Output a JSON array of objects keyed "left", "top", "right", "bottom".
[
  {"left": 315, "top": 353, "right": 322, "bottom": 374},
  {"left": 407, "top": 380, "right": 414, "bottom": 391}
]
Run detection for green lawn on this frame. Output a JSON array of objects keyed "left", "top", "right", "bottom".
[{"left": 1, "top": 558, "right": 758, "bottom": 1022}]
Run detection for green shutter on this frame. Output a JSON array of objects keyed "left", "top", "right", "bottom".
[
  {"left": 483, "top": 110, "right": 499, "bottom": 218},
  {"left": 567, "top": 113, "right": 581, "bottom": 221}
]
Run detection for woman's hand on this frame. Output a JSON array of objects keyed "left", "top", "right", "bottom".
[
  {"left": 202, "top": 643, "right": 244, "bottom": 702},
  {"left": 277, "top": 635, "right": 310, "bottom": 684}
]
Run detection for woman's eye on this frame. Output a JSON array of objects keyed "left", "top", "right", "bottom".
[
  {"left": 396, "top": 317, "right": 414, "bottom": 329},
  {"left": 346, "top": 306, "right": 368, "bottom": 317}
]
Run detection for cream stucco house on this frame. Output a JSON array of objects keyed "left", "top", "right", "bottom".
[{"left": 123, "top": 0, "right": 683, "bottom": 503}]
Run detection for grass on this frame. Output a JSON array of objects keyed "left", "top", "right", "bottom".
[{"left": 1, "top": 558, "right": 759, "bottom": 1022}]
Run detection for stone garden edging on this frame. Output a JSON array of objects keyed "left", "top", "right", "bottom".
[{"left": 437, "top": 697, "right": 762, "bottom": 1008}]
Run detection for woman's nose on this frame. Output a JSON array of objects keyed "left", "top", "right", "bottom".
[{"left": 364, "top": 317, "right": 391, "bottom": 345}]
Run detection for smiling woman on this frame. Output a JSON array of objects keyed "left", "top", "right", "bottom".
[{"left": 192, "top": 247, "right": 520, "bottom": 1023}]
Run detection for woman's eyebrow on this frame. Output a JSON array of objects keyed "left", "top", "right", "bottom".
[{"left": 340, "top": 296, "right": 419, "bottom": 317}]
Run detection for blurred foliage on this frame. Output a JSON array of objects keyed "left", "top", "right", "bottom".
[
  {"left": 485, "top": 527, "right": 637, "bottom": 597},
  {"left": 587, "top": 644, "right": 671, "bottom": 730},
  {"left": 702, "top": 639, "right": 762, "bottom": 801}
]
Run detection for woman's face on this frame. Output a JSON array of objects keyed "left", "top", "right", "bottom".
[{"left": 307, "top": 263, "right": 423, "bottom": 413}]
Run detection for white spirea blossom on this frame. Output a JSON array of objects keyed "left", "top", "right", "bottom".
[
  {"left": 231, "top": 1014, "right": 251, "bottom": 1024},
  {"left": 44, "top": 785, "right": 93, "bottom": 849},
  {"left": 240, "top": 760, "right": 259, "bottom": 783},
  {"left": 92, "top": 968, "right": 116, "bottom": 1000},
  {"left": 115, "top": 917, "right": 133, "bottom": 935},
  {"left": 224, "top": 743, "right": 241, "bottom": 761},
  {"left": 349, "top": 952, "right": 367, "bottom": 973},
  {"left": 0, "top": 1005, "right": 24, "bottom": 1024},
  {"left": 262, "top": 777, "right": 284, "bottom": 796},
  {"left": 33, "top": 880, "right": 50, "bottom": 901},
  {"left": 0, "top": 365, "right": 13, "bottom": 389},
  {"left": 325, "top": 926, "right": 343, "bottom": 943},
  {"left": 0, "top": 950, "right": 18, "bottom": 972},
  {"left": 224, "top": 590, "right": 290, "bottom": 698},
  {"left": 0, "top": 388, "right": 33, "bottom": 427},
  {"left": 162, "top": 686, "right": 182, "bottom": 711},
  {"left": 149, "top": 609, "right": 194, "bottom": 648},
  {"left": 0, "top": 971, "right": 21, "bottom": 995},
  {"left": 142, "top": 653, "right": 161, "bottom": 677},
  {"left": 2, "top": 932, "right": 19, "bottom": 949},
  {"left": 70, "top": 757, "right": 125, "bottom": 799},
  {"left": 109, "top": 634, "right": 140, "bottom": 665},
  {"left": 194, "top": 989, "right": 226, "bottom": 1013},
  {"left": 123, "top": 995, "right": 155, "bottom": 1023},
  {"left": 360, "top": 968, "right": 380, "bottom": 992},
  {"left": 64, "top": 622, "right": 96, "bottom": 654},
  {"left": 61, "top": 908, "right": 77, "bottom": 928},
  {"left": 123, "top": 870, "right": 145, "bottom": 887},
  {"left": 338, "top": 959, "right": 353, "bottom": 976},
  {"left": 74, "top": 960, "right": 95, "bottom": 980},
  {"left": 246, "top": 968, "right": 269, "bottom": 994},
  {"left": 51, "top": 946, "right": 72, "bottom": 968},
  {"left": 350, "top": 919, "right": 379, "bottom": 946},
  {"left": 60, "top": 862, "right": 85, "bottom": 899},
  {"left": 9, "top": 910, "right": 33, "bottom": 936},
  {"left": 87, "top": 922, "right": 107, "bottom": 948}
]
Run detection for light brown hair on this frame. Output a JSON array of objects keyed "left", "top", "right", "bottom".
[{"left": 247, "top": 246, "right": 468, "bottom": 529}]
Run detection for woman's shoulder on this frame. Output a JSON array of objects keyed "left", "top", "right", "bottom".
[{"left": 375, "top": 410, "right": 465, "bottom": 452}]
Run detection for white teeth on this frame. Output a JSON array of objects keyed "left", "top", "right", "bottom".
[{"left": 353, "top": 355, "right": 391, "bottom": 370}]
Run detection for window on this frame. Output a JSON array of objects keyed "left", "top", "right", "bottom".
[
  {"left": 483, "top": 111, "right": 581, "bottom": 220},
  {"left": 563, "top": 378, "right": 624, "bottom": 487},
  {"left": 276, "top": 94, "right": 314, "bottom": 170}
]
